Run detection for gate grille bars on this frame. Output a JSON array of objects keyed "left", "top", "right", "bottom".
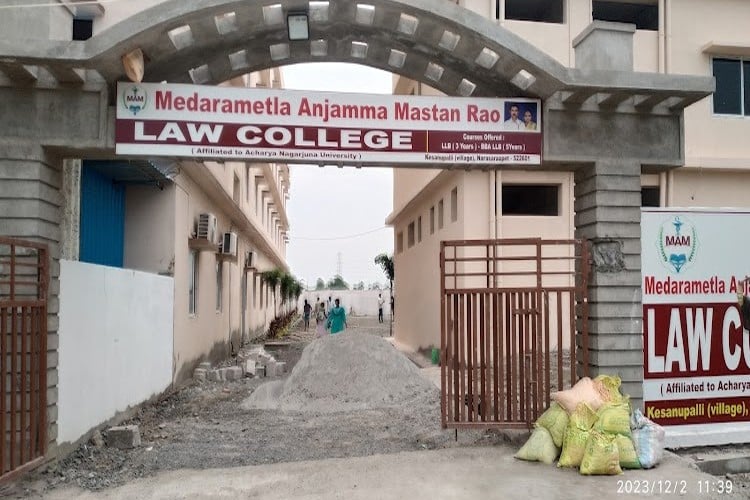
[
  {"left": 0, "top": 237, "right": 48, "bottom": 482},
  {"left": 440, "top": 238, "right": 590, "bottom": 429}
]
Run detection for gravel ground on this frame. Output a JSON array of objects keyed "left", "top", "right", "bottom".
[
  {"left": 3, "top": 316, "right": 749, "bottom": 498},
  {"left": 3, "top": 317, "right": 504, "bottom": 498}
]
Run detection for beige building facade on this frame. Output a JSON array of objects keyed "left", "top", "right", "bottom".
[{"left": 388, "top": 0, "right": 750, "bottom": 352}]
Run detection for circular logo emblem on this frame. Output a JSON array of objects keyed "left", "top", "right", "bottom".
[
  {"left": 122, "top": 85, "right": 148, "bottom": 115},
  {"left": 657, "top": 216, "right": 698, "bottom": 274}
]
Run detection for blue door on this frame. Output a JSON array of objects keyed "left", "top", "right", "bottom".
[{"left": 80, "top": 162, "right": 125, "bottom": 267}]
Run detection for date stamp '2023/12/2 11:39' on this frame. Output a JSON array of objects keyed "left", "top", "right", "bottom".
[{"left": 616, "top": 479, "right": 734, "bottom": 495}]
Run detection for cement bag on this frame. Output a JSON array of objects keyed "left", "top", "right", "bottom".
[
  {"left": 557, "top": 402, "right": 597, "bottom": 468},
  {"left": 594, "top": 399, "right": 632, "bottom": 437},
  {"left": 594, "top": 374, "right": 625, "bottom": 404},
  {"left": 579, "top": 431, "right": 623, "bottom": 475},
  {"left": 515, "top": 427, "right": 559, "bottom": 465},
  {"left": 535, "top": 402, "right": 569, "bottom": 448},
  {"left": 615, "top": 434, "right": 642, "bottom": 469},
  {"left": 630, "top": 409, "right": 665, "bottom": 469},
  {"left": 552, "top": 377, "right": 605, "bottom": 414}
]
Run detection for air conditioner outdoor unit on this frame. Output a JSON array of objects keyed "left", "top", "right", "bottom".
[
  {"left": 197, "top": 213, "right": 218, "bottom": 244},
  {"left": 244, "top": 250, "right": 255, "bottom": 269},
  {"left": 221, "top": 232, "right": 238, "bottom": 256}
]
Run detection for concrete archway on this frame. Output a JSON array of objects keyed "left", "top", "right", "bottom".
[{"left": 0, "top": 0, "right": 713, "bottom": 463}]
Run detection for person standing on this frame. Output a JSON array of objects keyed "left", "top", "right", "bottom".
[
  {"left": 377, "top": 293, "right": 385, "bottom": 323},
  {"left": 315, "top": 302, "right": 328, "bottom": 338},
  {"left": 327, "top": 296, "right": 333, "bottom": 315},
  {"left": 302, "top": 299, "right": 312, "bottom": 331},
  {"left": 390, "top": 295, "right": 395, "bottom": 319},
  {"left": 328, "top": 298, "right": 347, "bottom": 334}
]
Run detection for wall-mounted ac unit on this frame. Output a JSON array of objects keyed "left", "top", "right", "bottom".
[
  {"left": 197, "top": 213, "right": 218, "bottom": 244},
  {"left": 221, "top": 232, "right": 238, "bottom": 256},
  {"left": 244, "top": 250, "right": 255, "bottom": 269}
]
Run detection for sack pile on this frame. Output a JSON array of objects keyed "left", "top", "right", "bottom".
[{"left": 515, "top": 375, "right": 665, "bottom": 475}]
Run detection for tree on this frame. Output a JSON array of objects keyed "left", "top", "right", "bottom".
[
  {"left": 375, "top": 253, "right": 395, "bottom": 335},
  {"left": 354, "top": 281, "right": 365, "bottom": 291},
  {"left": 327, "top": 274, "right": 349, "bottom": 290},
  {"left": 315, "top": 278, "right": 325, "bottom": 290},
  {"left": 292, "top": 281, "right": 303, "bottom": 303},
  {"left": 260, "top": 268, "right": 283, "bottom": 315},
  {"left": 374, "top": 253, "right": 394, "bottom": 292},
  {"left": 279, "top": 273, "right": 295, "bottom": 306}
]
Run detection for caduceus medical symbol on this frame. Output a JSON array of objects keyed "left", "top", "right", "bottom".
[
  {"left": 124, "top": 87, "right": 146, "bottom": 115},
  {"left": 668, "top": 216, "right": 687, "bottom": 272}
]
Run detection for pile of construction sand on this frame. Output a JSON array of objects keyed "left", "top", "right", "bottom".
[{"left": 241, "top": 332, "right": 439, "bottom": 413}]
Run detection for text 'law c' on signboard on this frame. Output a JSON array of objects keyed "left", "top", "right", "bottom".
[{"left": 114, "top": 82, "right": 543, "bottom": 167}]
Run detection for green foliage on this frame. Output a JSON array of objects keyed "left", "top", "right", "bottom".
[
  {"left": 267, "top": 310, "right": 298, "bottom": 339},
  {"left": 292, "top": 281, "right": 303, "bottom": 301},
  {"left": 280, "top": 273, "right": 295, "bottom": 303},
  {"left": 260, "top": 269, "right": 282, "bottom": 290},
  {"left": 327, "top": 274, "right": 349, "bottom": 290},
  {"left": 261, "top": 269, "right": 302, "bottom": 311},
  {"left": 374, "top": 253, "right": 394, "bottom": 290},
  {"left": 315, "top": 278, "right": 325, "bottom": 290},
  {"left": 354, "top": 281, "right": 365, "bottom": 290}
]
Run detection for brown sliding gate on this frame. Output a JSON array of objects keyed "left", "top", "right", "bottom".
[
  {"left": 440, "top": 238, "right": 590, "bottom": 430},
  {"left": 0, "top": 237, "right": 48, "bottom": 482}
]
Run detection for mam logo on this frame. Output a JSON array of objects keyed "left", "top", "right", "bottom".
[
  {"left": 657, "top": 216, "right": 698, "bottom": 274},
  {"left": 122, "top": 86, "right": 147, "bottom": 115}
]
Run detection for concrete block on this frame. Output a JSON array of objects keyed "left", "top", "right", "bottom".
[
  {"left": 224, "top": 366, "right": 243, "bottom": 381},
  {"left": 588, "top": 286, "right": 642, "bottom": 303},
  {"left": 207, "top": 370, "right": 222, "bottom": 382},
  {"left": 575, "top": 206, "right": 641, "bottom": 227},
  {"left": 243, "top": 359, "right": 256, "bottom": 376},
  {"left": 264, "top": 361, "right": 277, "bottom": 377},
  {"left": 198, "top": 362, "right": 211, "bottom": 370},
  {"left": 275, "top": 361, "right": 287, "bottom": 374},
  {"left": 573, "top": 21, "right": 635, "bottom": 72},
  {"left": 587, "top": 348, "right": 643, "bottom": 366},
  {"left": 193, "top": 368, "right": 207, "bottom": 381},
  {"left": 107, "top": 425, "right": 141, "bottom": 449},
  {"left": 587, "top": 334, "right": 643, "bottom": 351},
  {"left": 258, "top": 353, "right": 273, "bottom": 363}
]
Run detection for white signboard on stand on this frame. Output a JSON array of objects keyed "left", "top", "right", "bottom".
[{"left": 642, "top": 208, "right": 750, "bottom": 447}]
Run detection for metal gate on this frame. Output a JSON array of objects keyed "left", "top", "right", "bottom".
[
  {"left": 440, "top": 238, "right": 590, "bottom": 429},
  {"left": 0, "top": 237, "right": 48, "bottom": 482}
]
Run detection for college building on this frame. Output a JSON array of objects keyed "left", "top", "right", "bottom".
[{"left": 388, "top": 0, "right": 750, "bottom": 354}]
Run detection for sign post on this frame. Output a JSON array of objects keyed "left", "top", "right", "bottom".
[{"left": 642, "top": 208, "right": 750, "bottom": 447}]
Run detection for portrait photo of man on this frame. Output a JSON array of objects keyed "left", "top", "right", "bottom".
[{"left": 503, "top": 102, "right": 539, "bottom": 132}]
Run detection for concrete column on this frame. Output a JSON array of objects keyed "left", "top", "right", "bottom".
[
  {"left": 61, "top": 159, "right": 81, "bottom": 261},
  {"left": 574, "top": 159, "right": 643, "bottom": 407},
  {"left": 0, "top": 143, "right": 62, "bottom": 454}
]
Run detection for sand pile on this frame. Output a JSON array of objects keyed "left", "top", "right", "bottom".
[{"left": 241, "top": 332, "right": 439, "bottom": 413}]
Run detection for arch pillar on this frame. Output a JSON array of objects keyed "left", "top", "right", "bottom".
[
  {"left": 0, "top": 142, "right": 63, "bottom": 454},
  {"left": 575, "top": 159, "right": 643, "bottom": 406}
]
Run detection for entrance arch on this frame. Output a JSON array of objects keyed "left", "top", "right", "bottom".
[
  {"left": 5, "top": 0, "right": 572, "bottom": 97},
  {"left": 0, "top": 0, "right": 713, "bottom": 471}
]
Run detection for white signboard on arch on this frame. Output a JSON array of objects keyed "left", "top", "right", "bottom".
[
  {"left": 642, "top": 208, "right": 750, "bottom": 447},
  {"left": 115, "top": 82, "right": 542, "bottom": 166}
]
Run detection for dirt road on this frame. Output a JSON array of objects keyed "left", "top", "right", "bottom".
[
  {"left": 3, "top": 316, "right": 748, "bottom": 499},
  {"left": 5, "top": 317, "right": 501, "bottom": 498}
]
